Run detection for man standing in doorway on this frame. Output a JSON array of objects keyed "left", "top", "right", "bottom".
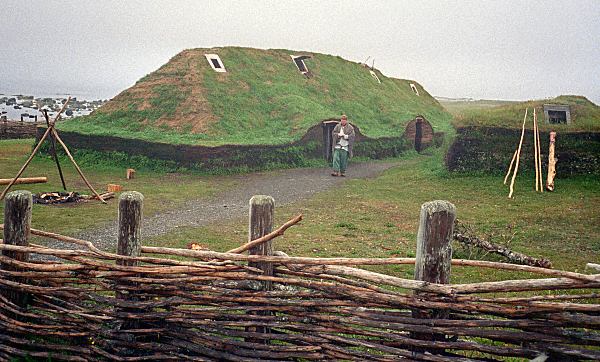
[{"left": 331, "top": 114, "right": 355, "bottom": 177}]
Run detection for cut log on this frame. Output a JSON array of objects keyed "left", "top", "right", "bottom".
[
  {"left": 107, "top": 184, "right": 123, "bottom": 192},
  {"left": 126, "top": 168, "right": 135, "bottom": 180},
  {"left": 0, "top": 177, "right": 47, "bottom": 185}
]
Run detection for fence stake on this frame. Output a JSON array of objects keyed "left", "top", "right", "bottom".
[
  {"left": 116, "top": 191, "right": 143, "bottom": 329},
  {"left": 2, "top": 190, "right": 32, "bottom": 307},
  {"left": 412, "top": 200, "right": 456, "bottom": 353},
  {"left": 117, "top": 191, "right": 143, "bottom": 265},
  {"left": 247, "top": 195, "right": 274, "bottom": 343}
]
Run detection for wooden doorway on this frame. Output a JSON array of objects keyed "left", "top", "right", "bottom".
[
  {"left": 322, "top": 120, "right": 338, "bottom": 162},
  {"left": 404, "top": 116, "right": 434, "bottom": 152}
]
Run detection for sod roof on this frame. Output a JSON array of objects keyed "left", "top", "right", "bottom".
[
  {"left": 59, "top": 47, "right": 451, "bottom": 146},
  {"left": 452, "top": 95, "right": 600, "bottom": 132}
]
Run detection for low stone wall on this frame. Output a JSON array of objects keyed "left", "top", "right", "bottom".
[
  {"left": 1, "top": 121, "right": 39, "bottom": 139},
  {"left": 446, "top": 126, "right": 600, "bottom": 175},
  {"left": 39, "top": 123, "right": 411, "bottom": 172}
]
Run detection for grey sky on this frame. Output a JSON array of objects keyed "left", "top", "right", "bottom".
[{"left": 1, "top": 0, "right": 599, "bottom": 103}]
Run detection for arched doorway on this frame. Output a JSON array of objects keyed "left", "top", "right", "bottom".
[{"left": 404, "top": 116, "right": 434, "bottom": 152}]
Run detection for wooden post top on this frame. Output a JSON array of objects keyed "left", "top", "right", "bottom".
[
  {"left": 5, "top": 190, "right": 33, "bottom": 201},
  {"left": 119, "top": 191, "right": 144, "bottom": 203},
  {"left": 420, "top": 200, "right": 456, "bottom": 217},
  {"left": 249, "top": 195, "right": 274, "bottom": 206}
]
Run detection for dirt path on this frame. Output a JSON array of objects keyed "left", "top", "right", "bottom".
[{"left": 48, "top": 161, "right": 399, "bottom": 251}]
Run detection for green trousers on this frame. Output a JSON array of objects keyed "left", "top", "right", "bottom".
[{"left": 332, "top": 148, "right": 349, "bottom": 173}]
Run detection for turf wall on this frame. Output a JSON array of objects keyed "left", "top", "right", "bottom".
[
  {"left": 446, "top": 126, "right": 600, "bottom": 176},
  {"left": 1, "top": 121, "right": 38, "bottom": 140},
  {"left": 37, "top": 123, "right": 412, "bottom": 172}
]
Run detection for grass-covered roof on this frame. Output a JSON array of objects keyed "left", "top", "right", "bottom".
[
  {"left": 451, "top": 95, "right": 600, "bottom": 132},
  {"left": 59, "top": 47, "right": 451, "bottom": 146}
]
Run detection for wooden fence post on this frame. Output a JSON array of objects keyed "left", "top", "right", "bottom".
[
  {"left": 116, "top": 191, "right": 143, "bottom": 330},
  {"left": 117, "top": 191, "right": 143, "bottom": 266},
  {"left": 412, "top": 200, "right": 456, "bottom": 353},
  {"left": 2, "top": 190, "right": 32, "bottom": 307},
  {"left": 247, "top": 195, "right": 274, "bottom": 342}
]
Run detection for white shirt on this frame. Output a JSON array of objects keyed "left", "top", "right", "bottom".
[{"left": 336, "top": 128, "right": 349, "bottom": 150}]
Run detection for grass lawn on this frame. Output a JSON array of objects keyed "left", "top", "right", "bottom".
[
  {"left": 146, "top": 147, "right": 600, "bottom": 284},
  {"left": 2, "top": 138, "right": 598, "bottom": 285},
  {"left": 0, "top": 138, "right": 230, "bottom": 236}
]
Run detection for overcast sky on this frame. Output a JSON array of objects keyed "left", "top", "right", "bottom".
[{"left": 1, "top": 0, "right": 599, "bottom": 103}]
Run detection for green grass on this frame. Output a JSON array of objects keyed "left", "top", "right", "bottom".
[
  {"left": 0, "top": 139, "right": 230, "bottom": 238},
  {"left": 451, "top": 95, "right": 600, "bottom": 132},
  {"left": 58, "top": 47, "right": 452, "bottom": 146},
  {"left": 146, "top": 146, "right": 600, "bottom": 283},
  {"left": 438, "top": 98, "right": 520, "bottom": 117},
  {"left": 2, "top": 138, "right": 598, "bottom": 284}
]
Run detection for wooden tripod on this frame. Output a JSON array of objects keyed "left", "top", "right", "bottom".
[{"left": 0, "top": 98, "right": 106, "bottom": 203}]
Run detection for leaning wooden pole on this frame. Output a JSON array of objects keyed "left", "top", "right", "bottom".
[
  {"left": 546, "top": 131, "right": 557, "bottom": 191},
  {"left": 533, "top": 109, "right": 539, "bottom": 191},
  {"left": 0, "top": 126, "right": 53, "bottom": 201},
  {"left": 43, "top": 109, "right": 67, "bottom": 191},
  {"left": 503, "top": 149, "right": 518, "bottom": 185},
  {"left": 508, "top": 108, "right": 528, "bottom": 198},
  {"left": 51, "top": 128, "right": 106, "bottom": 204}
]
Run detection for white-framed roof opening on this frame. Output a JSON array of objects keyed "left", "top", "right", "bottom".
[
  {"left": 291, "top": 55, "right": 311, "bottom": 75},
  {"left": 410, "top": 83, "right": 419, "bottom": 96},
  {"left": 205, "top": 54, "right": 226, "bottom": 73}
]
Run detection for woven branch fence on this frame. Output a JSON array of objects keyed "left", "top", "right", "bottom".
[{"left": 1, "top": 191, "right": 599, "bottom": 361}]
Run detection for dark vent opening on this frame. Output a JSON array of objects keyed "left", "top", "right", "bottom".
[
  {"left": 548, "top": 110, "right": 567, "bottom": 124},
  {"left": 294, "top": 59, "right": 307, "bottom": 72},
  {"left": 211, "top": 58, "right": 222, "bottom": 69}
]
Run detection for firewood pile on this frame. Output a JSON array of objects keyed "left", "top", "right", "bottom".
[
  {"left": 0, "top": 227, "right": 599, "bottom": 361},
  {"left": 31, "top": 191, "right": 115, "bottom": 205}
]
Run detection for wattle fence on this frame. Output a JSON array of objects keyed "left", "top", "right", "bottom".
[{"left": 1, "top": 191, "right": 599, "bottom": 361}]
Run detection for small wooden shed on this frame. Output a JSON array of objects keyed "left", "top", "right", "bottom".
[{"left": 404, "top": 116, "right": 433, "bottom": 152}]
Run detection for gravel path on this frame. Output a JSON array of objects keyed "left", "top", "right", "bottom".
[{"left": 45, "top": 161, "right": 399, "bottom": 252}]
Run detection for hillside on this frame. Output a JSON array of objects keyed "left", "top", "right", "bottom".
[
  {"left": 59, "top": 47, "right": 452, "bottom": 146},
  {"left": 437, "top": 98, "right": 520, "bottom": 117},
  {"left": 452, "top": 95, "right": 600, "bottom": 131}
]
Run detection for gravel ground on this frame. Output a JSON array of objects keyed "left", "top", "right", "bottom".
[{"left": 42, "top": 161, "right": 399, "bottom": 253}]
